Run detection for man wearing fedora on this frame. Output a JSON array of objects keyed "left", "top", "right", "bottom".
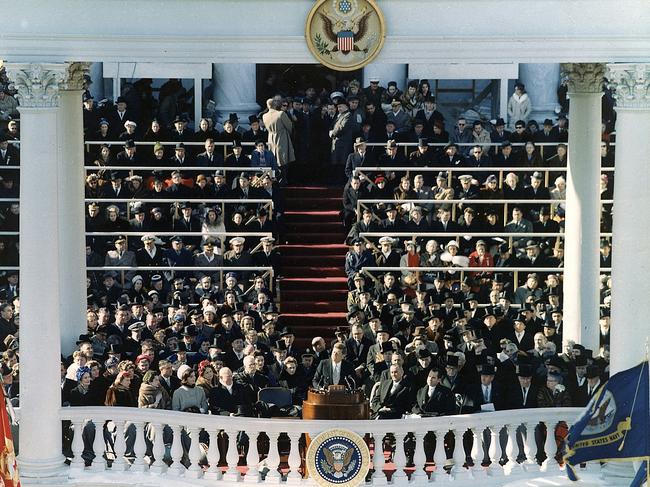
[{"left": 344, "top": 137, "right": 370, "bottom": 181}]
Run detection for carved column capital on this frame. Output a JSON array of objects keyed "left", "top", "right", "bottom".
[
  {"left": 62, "top": 62, "right": 91, "bottom": 91},
  {"left": 5, "top": 63, "right": 67, "bottom": 108},
  {"left": 606, "top": 63, "right": 650, "bottom": 109},
  {"left": 560, "top": 63, "right": 606, "bottom": 94}
]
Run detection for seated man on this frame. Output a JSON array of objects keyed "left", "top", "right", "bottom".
[
  {"left": 370, "top": 364, "right": 413, "bottom": 419},
  {"left": 312, "top": 343, "right": 356, "bottom": 390},
  {"left": 412, "top": 367, "right": 455, "bottom": 417}
]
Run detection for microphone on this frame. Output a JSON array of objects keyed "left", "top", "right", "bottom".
[{"left": 344, "top": 375, "right": 356, "bottom": 391}]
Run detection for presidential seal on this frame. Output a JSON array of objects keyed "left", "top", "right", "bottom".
[
  {"left": 305, "top": 0, "right": 386, "bottom": 71},
  {"left": 306, "top": 429, "right": 371, "bottom": 487}
]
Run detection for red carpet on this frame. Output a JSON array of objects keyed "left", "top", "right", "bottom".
[{"left": 280, "top": 186, "right": 348, "bottom": 347}]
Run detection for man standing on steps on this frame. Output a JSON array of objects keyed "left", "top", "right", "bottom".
[
  {"left": 341, "top": 175, "right": 366, "bottom": 229},
  {"left": 262, "top": 98, "right": 295, "bottom": 185},
  {"left": 312, "top": 343, "right": 356, "bottom": 390}
]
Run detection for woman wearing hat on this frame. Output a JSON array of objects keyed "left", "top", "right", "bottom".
[{"left": 440, "top": 239, "right": 470, "bottom": 274}]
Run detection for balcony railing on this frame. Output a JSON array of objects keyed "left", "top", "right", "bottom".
[{"left": 58, "top": 405, "right": 588, "bottom": 485}]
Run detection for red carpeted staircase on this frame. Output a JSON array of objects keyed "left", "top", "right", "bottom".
[{"left": 279, "top": 186, "right": 349, "bottom": 348}]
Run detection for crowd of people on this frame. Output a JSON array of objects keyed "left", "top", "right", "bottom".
[{"left": 0, "top": 73, "right": 617, "bottom": 447}]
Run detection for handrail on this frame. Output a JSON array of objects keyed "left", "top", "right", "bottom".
[
  {"left": 359, "top": 232, "right": 613, "bottom": 237},
  {"left": 85, "top": 198, "right": 273, "bottom": 203},
  {"left": 84, "top": 165, "right": 274, "bottom": 172},
  {"left": 59, "top": 405, "right": 583, "bottom": 436}
]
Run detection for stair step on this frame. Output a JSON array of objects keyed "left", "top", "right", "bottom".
[
  {"left": 281, "top": 255, "right": 342, "bottom": 266},
  {"left": 281, "top": 301, "right": 345, "bottom": 313},
  {"left": 285, "top": 210, "right": 341, "bottom": 223},
  {"left": 281, "top": 289, "right": 348, "bottom": 301},
  {"left": 284, "top": 186, "right": 342, "bottom": 198},
  {"left": 285, "top": 233, "right": 346, "bottom": 244},
  {"left": 285, "top": 197, "right": 341, "bottom": 210},
  {"left": 281, "top": 277, "right": 348, "bottom": 290},
  {"left": 280, "top": 312, "right": 347, "bottom": 327},
  {"left": 285, "top": 222, "right": 343, "bottom": 233},
  {"left": 283, "top": 266, "right": 343, "bottom": 278},
  {"left": 280, "top": 244, "right": 348, "bottom": 256}
]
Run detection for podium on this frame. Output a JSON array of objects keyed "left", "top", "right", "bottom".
[{"left": 302, "top": 386, "right": 370, "bottom": 420}]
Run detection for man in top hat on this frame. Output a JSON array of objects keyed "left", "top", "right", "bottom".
[
  {"left": 466, "top": 363, "right": 506, "bottom": 411},
  {"left": 490, "top": 118, "right": 511, "bottom": 146},
  {"left": 171, "top": 202, "right": 201, "bottom": 250},
  {"left": 109, "top": 96, "right": 136, "bottom": 130},
  {"left": 312, "top": 342, "right": 357, "bottom": 390},
  {"left": 508, "top": 363, "right": 539, "bottom": 409},
  {"left": 508, "top": 312, "right": 535, "bottom": 352},
  {"left": 243, "top": 115, "right": 267, "bottom": 148},
  {"left": 171, "top": 116, "right": 191, "bottom": 142},
  {"left": 101, "top": 169, "right": 133, "bottom": 201},
  {"left": 409, "top": 139, "right": 435, "bottom": 166}
]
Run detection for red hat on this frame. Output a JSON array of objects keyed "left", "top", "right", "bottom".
[{"left": 135, "top": 354, "right": 151, "bottom": 365}]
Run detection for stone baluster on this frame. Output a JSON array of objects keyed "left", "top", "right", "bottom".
[
  {"left": 523, "top": 422, "right": 539, "bottom": 472},
  {"left": 286, "top": 432, "right": 303, "bottom": 483},
  {"left": 433, "top": 429, "right": 448, "bottom": 481},
  {"left": 265, "top": 432, "right": 282, "bottom": 482},
  {"left": 451, "top": 429, "right": 466, "bottom": 478},
  {"left": 392, "top": 432, "right": 408, "bottom": 481},
  {"left": 371, "top": 431, "right": 388, "bottom": 485},
  {"left": 224, "top": 429, "right": 241, "bottom": 482},
  {"left": 112, "top": 420, "right": 128, "bottom": 471},
  {"left": 186, "top": 426, "right": 204, "bottom": 478},
  {"left": 130, "top": 422, "right": 148, "bottom": 472},
  {"left": 487, "top": 426, "right": 503, "bottom": 477},
  {"left": 504, "top": 424, "right": 522, "bottom": 475},
  {"left": 469, "top": 427, "right": 483, "bottom": 475},
  {"left": 541, "top": 422, "right": 558, "bottom": 471},
  {"left": 90, "top": 419, "right": 106, "bottom": 472},
  {"left": 410, "top": 431, "right": 428, "bottom": 485},
  {"left": 204, "top": 429, "right": 222, "bottom": 480},
  {"left": 69, "top": 419, "right": 86, "bottom": 473},
  {"left": 149, "top": 423, "right": 167, "bottom": 474},
  {"left": 244, "top": 431, "right": 260, "bottom": 483},
  {"left": 167, "top": 424, "right": 185, "bottom": 476}
]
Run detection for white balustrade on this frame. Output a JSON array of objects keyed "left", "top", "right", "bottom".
[{"left": 56, "top": 407, "right": 582, "bottom": 485}]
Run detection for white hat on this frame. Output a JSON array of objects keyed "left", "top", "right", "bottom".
[
  {"left": 141, "top": 233, "right": 156, "bottom": 242},
  {"left": 458, "top": 174, "right": 473, "bottom": 182},
  {"left": 446, "top": 240, "right": 459, "bottom": 248},
  {"left": 203, "top": 305, "right": 217, "bottom": 314},
  {"left": 379, "top": 236, "right": 394, "bottom": 245},
  {"left": 177, "top": 364, "right": 191, "bottom": 381},
  {"left": 124, "top": 120, "right": 137, "bottom": 128},
  {"left": 229, "top": 237, "right": 245, "bottom": 246},
  {"left": 260, "top": 236, "right": 275, "bottom": 243}
]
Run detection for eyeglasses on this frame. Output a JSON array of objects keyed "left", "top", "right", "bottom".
[
  {"left": 458, "top": 123, "right": 465, "bottom": 126},
  {"left": 516, "top": 126, "right": 524, "bottom": 129},
  {"left": 281, "top": 103, "right": 288, "bottom": 107}
]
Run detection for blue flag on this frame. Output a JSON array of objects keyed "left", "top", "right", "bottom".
[
  {"left": 630, "top": 460, "right": 648, "bottom": 487},
  {"left": 564, "top": 361, "right": 649, "bottom": 481}
]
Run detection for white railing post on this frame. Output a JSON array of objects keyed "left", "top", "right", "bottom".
[
  {"left": 392, "top": 432, "right": 408, "bottom": 481},
  {"left": 372, "top": 431, "right": 388, "bottom": 485},
  {"left": 432, "top": 429, "right": 448, "bottom": 481},
  {"left": 451, "top": 428, "right": 467, "bottom": 479},
  {"left": 112, "top": 420, "right": 128, "bottom": 471},
  {"left": 186, "top": 426, "right": 204, "bottom": 479},
  {"left": 224, "top": 429, "right": 241, "bottom": 482},
  {"left": 167, "top": 424, "right": 185, "bottom": 476},
  {"left": 487, "top": 426, "right": 503, "bottom": 477},
  {"left": 244, "top": 431, "right": 260, "bottom": 483},
  {"left": 265, "top": 432, "right": 282, "bottom": 483},
  {"left": 90, "top": 419, "right": 106, "bottom": 472},
  {"left": 504, "top": 424, "right": 522, "bottom": 475},
  {"left": 286, "top": 432, "right": 302, "bottom": 483},
  {"left": 469, "top": 427, "right": 484, "bottom": 477},
  {"left": 410, "top": 431, "right": 428, "bottom": 485},
  {"left": 522, "top": 422, "right": 539, "bottom": 472},
  {"left": 130, "top": 421, "right": 148, "bottom": 472},
  {"left": 204, "top": 429, "right": 222, "bottom": 480},
  {"left": 70, "top": 419, "right": 86, "bottom": 474},
  {"left": 541, "top": 421, "right": 558, "bottom": 472},
  {"left": 150, "top": 423, "right": 167, "bottom": 474}
]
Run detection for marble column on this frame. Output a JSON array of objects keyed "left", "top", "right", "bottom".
[
  {"left": 363, "top": 63, "right": 407, "bottom": 90},
  {"left": 212, "top": 63, "right": 260, "bottom": 126},
  {"left": 518, "top": 63, "right": 561, "bottom": 123},
  {"left": 560, "top": 63, "right": 605, "bottom": 353},
  {"left": 5, "top": 63, "right": 68, "bottom": 478},
  {"left": 58, "top": 62, "right": 90, "bottom": 355},
  {"left": 606, "top": 63, "right": 650, "bottom": 374},
  {"left": 88, "top": 62, "right": 105, "bottom": 100}
]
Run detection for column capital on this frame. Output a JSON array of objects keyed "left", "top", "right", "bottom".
[
  {"left": 560, "top": 63, "right": 606, "bottom": 94},
  {"left": 5, "top": 63, "right": 67, "bottom": 108},
  {"left": 62, "top": 62, "right": 91, "bottom": 91},
  {"left": 606, "top": 63, "right": 650, "bottom": 109}
]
